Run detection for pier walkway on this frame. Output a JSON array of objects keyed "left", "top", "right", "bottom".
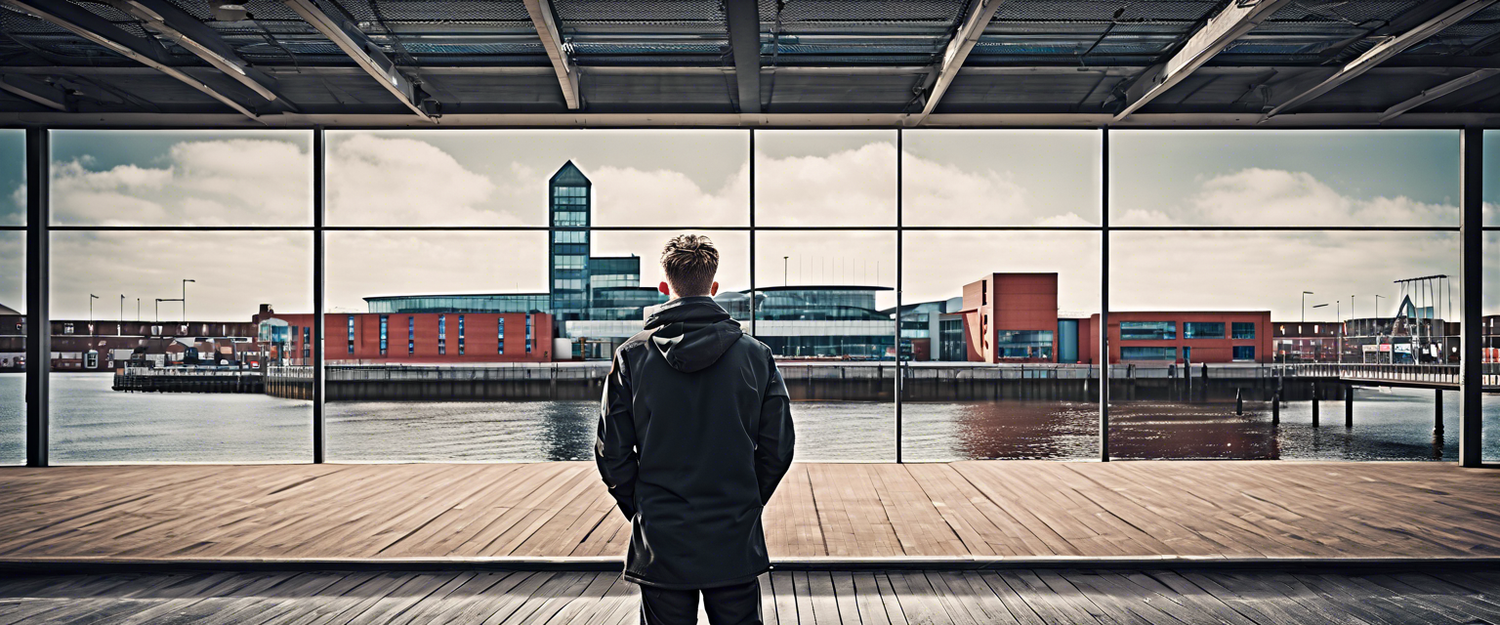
[{"left": 1, "top": 461, "right": 1496, "bottom": 563}]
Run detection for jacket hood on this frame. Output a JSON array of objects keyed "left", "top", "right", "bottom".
[{"left": 644, "top": 296, "right": 743, "bottom": 373}]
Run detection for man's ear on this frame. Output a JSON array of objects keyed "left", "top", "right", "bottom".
[
  {"left": 658, "top": 281, "right": 670, "bottom": 296},
  {"left": 710, "top": 281, "right": 719, "bottom": 296}
]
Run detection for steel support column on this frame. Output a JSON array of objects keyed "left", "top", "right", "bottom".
[
  {"left": 895, "top": 128, "right": 904, "bottom": 463},
  {"left": 1100, "top": 128, "right": 1110, "bottom": 462},
  {"left": 24, "top": 127, "right": 48, "bottom": 467},
  {"left": 312, "top": 127, "right": 326, "bottom": 464},
  {"left": 1458, "top": 127, "right": 1483, "bottom": 467}
]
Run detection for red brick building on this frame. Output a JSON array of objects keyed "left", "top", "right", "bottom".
[
  {"left": 1092, "top": 311, "right": 1272, "bottom": 364},
  {"left": 959, "top": 273, "right": 1062, "bottom": 364},
  {"left": 957, "top": 273, "right": 1273, "bottom": 365},
  {"left": 262, "top": 310, "right": 554, "bottom": 365}
]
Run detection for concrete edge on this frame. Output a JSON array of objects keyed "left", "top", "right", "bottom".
[{"left": 3, "top": 556, "right": 1500, "bottom": 576}]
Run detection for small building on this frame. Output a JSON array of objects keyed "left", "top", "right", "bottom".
[{"left": 1096, "top": 311, "right": 1272, "bottom": 365}]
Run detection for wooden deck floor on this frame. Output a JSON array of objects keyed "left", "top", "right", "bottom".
[
  {"left": 4, "top": 568, "right": 1500, "bottom": 624},
  {"left": 1, "top": 461, "right": 1498, "bottom": 561}
]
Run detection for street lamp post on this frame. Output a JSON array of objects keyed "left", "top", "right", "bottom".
[
  {"left": 181, "top": 279, "right": 195, "bottom": 322},
  {"left": 783, "top": 256, "right": 789, "bottom": 287},
  {"left": 1312, "top": 303, "right": 1330, "bottom": 362},
  {"left": 1302, "top": 291, "right": 1314, "bottom": 323},
  {"left": 89, "top": 294, "right": 98, "bottom": 335},
  {"left": 1336, "top": 300, "right": 1342, "bottom": 363},
  {"left": 1373, "top": 294, "right": 1388, "bottom": 363},
  {"left": 119, "top": 294, "right": 124, "bottom": 336}
]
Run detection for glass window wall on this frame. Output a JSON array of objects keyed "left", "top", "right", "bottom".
[{"left": 10, "top": 127, "right": 1491, "bottom": 465}]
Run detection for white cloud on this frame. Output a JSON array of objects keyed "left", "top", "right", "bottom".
[
  {"left": 327, "top": 134, "right": 501, "bottom": 225},
  {"left": 51, "top": 139, "right": 310, "bottom": 225},
  {"left": 755, "top": 142, "right": 898, "bottom": 225},
  {"left": 589, "top": 165, "right": 747, "bottom": 226},
  {"left": 1158, "top": 168, "right": 1455, "bottom": 226}
]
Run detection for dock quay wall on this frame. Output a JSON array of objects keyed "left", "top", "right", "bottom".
[{"left": 254, "top": 363, "right": 1338, "bottom": 403}]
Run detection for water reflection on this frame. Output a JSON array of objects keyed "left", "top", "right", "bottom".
[{"left": 23, "top": 374, "right": 1500, "bottom": 464}]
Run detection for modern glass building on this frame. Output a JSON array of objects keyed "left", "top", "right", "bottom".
[
  {"left": 753, "top": 286, "right": 896, "bottom": 359},
  {"left": 549, "top": 161, "right": 592, "bottom": 323}
]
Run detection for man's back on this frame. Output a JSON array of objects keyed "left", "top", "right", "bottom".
[{"left": 596, "top": 295, "right": 796, "bottom": 591}]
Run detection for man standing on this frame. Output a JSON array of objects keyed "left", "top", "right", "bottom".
[{"left": 596, "top": 235, "right": 796, "bottom": 625}]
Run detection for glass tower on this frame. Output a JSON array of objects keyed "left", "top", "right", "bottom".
[{"left": 549, "top": 161, "right": 591, "bottom": 322}]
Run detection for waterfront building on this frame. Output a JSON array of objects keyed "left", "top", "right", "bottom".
[
  {"left": 953, "top": 273, "right": 1273, "bottom": 365},
  {"left": 750, "top": 286, "right": 896, "bottom": 359},
  {"left": 549, "top": 161, "right": 592, "bottom": 323},
  {"left": 1096, "top": 311, "right": 1272, "bottom": 365}
]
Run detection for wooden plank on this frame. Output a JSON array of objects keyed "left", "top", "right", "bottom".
[{"left": 1, "top": 461, "right": 1499, "bottom": 561}]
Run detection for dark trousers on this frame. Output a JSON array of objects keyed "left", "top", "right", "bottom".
[{"left": 639, "top": 579, "right": 761, "bottom": 625}]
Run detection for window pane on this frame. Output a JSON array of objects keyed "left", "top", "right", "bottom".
[
  {"left": 49, "top": 130, "right": 313, "bottom": 226},
  {"left": 327, "top": 130, "right": 749, "bottom": 226},
  {"left": 754, "top": 130, "right": 897, "bottom": 226},
  {"left": 0, "top": 130, "right": 21, "bottom": 226},
  {"left": 1486, "top": 131, "right": 1498, "bottom": 225},
  {"left": 0, "top": 232, "right": 21, "bottom": 465},
  {"left": 756, "top": 230, "right": 895, "bottom": 461},
  {"left": 901, "top": 231, "right": 1101, "bottom": 461},
  {"left": 1112, "top": 230, "right": 1459, "bottom": 460},
  {"left": 1112, "top": 130, "right": 1460, "bottom": 226},
  {"left": 326, "top": 231, "right": 591, "bottom": 462},
  {"left": 49, "top": 232, "right": 312, "bottom": 463},
  {"left": 903, "top": 129, "right": 1101, "bottom": 225}
]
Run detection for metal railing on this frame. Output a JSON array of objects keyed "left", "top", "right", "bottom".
[
  {"left": 121, "top": 366, "right": 262, "bottom": 378},
  {"left": 1280, "top": 363, "right": 1466, "bottom": 386}
]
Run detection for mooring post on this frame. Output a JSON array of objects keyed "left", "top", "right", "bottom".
[
  {"left": 1434, "top": 388, "right": 1444, "bottom": 434},
  {"left": 1345, "top": 384, "right": 1354, "bottom": 428},
  {"left": 1311, "top": 382, "right": 1319, "bottom": 426},
  {"left": 1272, "top": 393, "right": 1280, "bottom": 425},
  {"left": 1235, "top": 388, "right": 1243, "bottom": 416}
]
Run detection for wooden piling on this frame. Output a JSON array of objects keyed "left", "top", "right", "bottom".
[
  {"left": 1345, "top": 384, "right": 1354, "bottom": 428},
  {"left": 1311, "top": 383, "right": 1320, "bottom": 426},
  {"left": 1272, "top": 393, "right": 1280, "bottom": 425},
  {"left": 1434, "top": 389, "right": 1444, "bottom": 434},
  {"left": 1235, "top": 388, "right": 1243, "bottom": 416}
]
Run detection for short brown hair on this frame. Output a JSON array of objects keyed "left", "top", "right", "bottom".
[{"left": 660, "top": 234, "right": 719, "bottom": 296}]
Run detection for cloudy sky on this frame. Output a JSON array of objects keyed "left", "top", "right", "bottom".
[{"left": 0, "top": 129, "right": 1496, "bottom": 320}]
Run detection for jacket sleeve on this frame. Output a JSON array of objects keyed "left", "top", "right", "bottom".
[
  {"left": 595, "top": 350, "right": 639, "bottom": 519},
  {"left": 755, "top": 353, "right": 795, "bottom": 506}
]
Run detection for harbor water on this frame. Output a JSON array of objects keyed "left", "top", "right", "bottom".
[{"left": 3, "top": 373, "right": 1499, "bottom": 464}]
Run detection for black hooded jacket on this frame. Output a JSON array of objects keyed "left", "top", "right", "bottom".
[{"left": 596, "top": 296, "right": 796, "bottom": 589}]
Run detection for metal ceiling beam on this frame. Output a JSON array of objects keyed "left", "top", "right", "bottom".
[
  {"left": 104, "top": 0, "right": 294, "bottom": 111},
  {"left": 0, "top": 0, "right": 265, "bottom": 120},
  {"left": 280, "top": 0, "right": 437, "bottom": 119},
  {"left": 723, "top": 0, "right": 761, "bottom": 114},
  {"left": 1115, "top": 0, "right": 1293, "bottom": 120},
  {"left": 906, "top": 0, "right": 1010, "bottom": 126},
  {"left": 10, "top": 110, "right": 1498, "bottom": 128},
  {"left": 0, "top": 74, "right": 68, "bottom": 111},
  {"left": 1379, "top": 68, "right": 1500, "bottom": 122},
  {"left": 522, "top": 0, "right": 581, "bottom": 110},
  {"left": 1265, "top": 0, "right": 1500, "bottom": 118}
]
